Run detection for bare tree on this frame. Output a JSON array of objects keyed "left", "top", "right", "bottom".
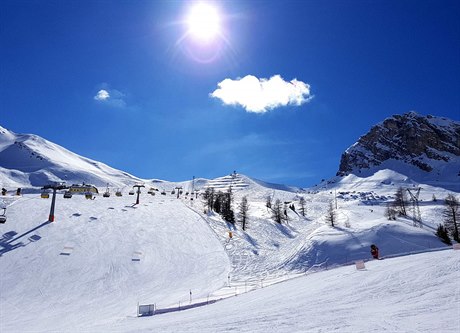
[
  {"left": 266, "top": 195, "right": 272, "bottom": 209},
  {"left": 238, "top": 196, "right": 250, "bottom": 231},
  {"left": 325, "top": 201, "right": 336, "bottom": 227},
  {"left": 444, "top": 193, "right": 459, "bottom": 242},
  {"left": 394, "top": 187, "right": 408, "bottom": 216},
  {"left": 384, "top": 203, "right": 397, "bottom": 220},
  {"left": 299, "top": 197, "right": 306, "bottom": 217},
  {"left": 272, "top": 199, "right": 284, "bottom": 224}
]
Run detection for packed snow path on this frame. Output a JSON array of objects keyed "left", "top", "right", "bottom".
[
  {"left": 0, "top": 194, "right": 230, "bottom": 332},
  {"left": 103, "top": 250, "right": 460, "bottom": 333}
]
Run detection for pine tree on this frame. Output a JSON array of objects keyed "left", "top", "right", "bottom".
[
  {"left": 325, "top": 201, "right": 336, "bottom": 227},
  {"left": 435, "top": 224, "right": 452, "bottom": 245},
  {"left": 272, "top": 199, "right": 284, "bottom": 224},
  {"left": 266, "top": 195, "right": 272, "bottom": 209},
  {"left": 299, "top": 197, "right": 306, "bottom": 217},
  {"left": 238, "top": 196, "right": 249, "bottom": 231},
  {"left": 213, "top": 188, "right": 235, "bottom": 223},
  {"left": 443, "top": 193, "right": 459, "bottom": 242},
  {"left": 203, "top": 187, "right": 215, "bottom": 212},
  {"left": 213, "top": 191, "right": 223, "bottom": 213}
]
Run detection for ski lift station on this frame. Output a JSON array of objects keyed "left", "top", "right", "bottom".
[{"left": 69, "top": 184, "right": 99, "bottom": 194}]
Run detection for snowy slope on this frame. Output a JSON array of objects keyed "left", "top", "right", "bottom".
[
  {"left": 1, "top": 119, "right": 460, "bottom": 332},
  {"left": 106, "top": 250, "right": 460, "bottom": 333},
  {"left": 0, "top": 193, "right": 230, "bottom": 332},
  {"left": 0, "top": 168, "right": 458, "bottom": 332},
  {"left": 0, "top": 125, "right": 143, "bottom": 188}
]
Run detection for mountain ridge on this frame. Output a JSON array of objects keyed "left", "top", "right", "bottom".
[{"left": 336, "top": 112, "right": 460, "bottom": 191}]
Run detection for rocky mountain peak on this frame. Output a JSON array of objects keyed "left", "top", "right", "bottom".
[{"left": 337, "top": 112, "right": 460, "bottom": 189}]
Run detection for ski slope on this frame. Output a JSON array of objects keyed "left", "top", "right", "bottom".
[
  {"left": 0, "top": 193, "right": 230, "bottom": 332},
  {"left": 0, "top": 169, "right": 458, "bottom": 332},
  {"left": 104, "top": 250, "right": 460, "bottom": 333}
]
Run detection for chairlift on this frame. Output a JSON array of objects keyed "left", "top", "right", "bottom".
[
  {"left": 129, "top": 190, "right": 135, "bottom": 195},
  {"left": 0, "top": 208, "right": 6, "bottom": 223},
  {"left": 161, "top": 190, "right": 166, "bottom": 195},
  {"left": 63, "top": 191, "right": 72, "bottom": 199},
  {"left": 103, "top": 184, "right": 111, "bottom": 197},
  {"left": 41, "top": 191, "right": 50, "bottom": 199},
  {"left": 147, "top": 188, "right": 154, "bottom": 194},
  {"left": 85, "top": 192, "right": 93, "bottom": 199},
  {"left": 171, "top": 190, "right": 175, "bottom": 195},
  {"left": 115, "top": 189, "right": 122, "bottom": 197}
]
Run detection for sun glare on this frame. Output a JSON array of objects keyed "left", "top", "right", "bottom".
[{"left": 186, "top": 3, "right": 221, "bottom": 43}]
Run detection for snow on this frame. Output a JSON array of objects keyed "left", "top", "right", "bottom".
[
  {"left": 1, "top": 170, "right": 458, "bottom": 332},
  {"left": 105, "top": 250, "right": 460, "bottom": 333},
  {"left": 0, "top": 194, "right": 230, "bottom": 332},
  {"left": 1, "top": 121, "right": 459, "bottom": 332}
]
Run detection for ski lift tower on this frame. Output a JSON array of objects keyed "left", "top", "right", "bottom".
[
  {"left": 175, "top": 186, "right": 183, "bottom": 199},
  {"left": 133, "top": 184, "right": 145, "bottom": 205},
  {"left": 43, "top": 183, "right": 69, "bottom": 222},
  {"left": 407, "top": 187, "right": 422, "bottom": 228}
]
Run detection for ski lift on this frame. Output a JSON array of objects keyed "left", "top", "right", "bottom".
[
  {"left": 115, "top": 189, "right": 122, "bottom": 197},
  {"left": 161, "top": 190, "right": 166, "bottom": 195},
  {"left": 0, "top": 208, "right": 6, "bottom": 224},
  {"left": 171, "top": 190, "right": 175, "bottom": 195},
  {"left": 129, "top": 190, "right": 135, "bottom": 195},
  {"left": 41, "top": 191, "right": 50, "bottom": 199},
  {"left": 1, "top": 188, "right": 7, "bottom": 196},
  {"left": 85, "top": 192, "right": 93, "bottom": 199},
  {"left": 63, "top": 191, "right": 72, "bottom": 199},
  {"left": 103, "top": 184, "right": 110, "bottom": 197},
  {"left": 147, "top": 188, "right": 154, "bottom": 194}
]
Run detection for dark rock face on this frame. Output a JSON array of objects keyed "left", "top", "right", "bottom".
[{"left": 337, "top": 112, "right": 460, "bottom": 176}]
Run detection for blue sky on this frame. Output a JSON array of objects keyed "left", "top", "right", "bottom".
[{"left": 1, "top": 0, "right": 459, "bottom": 187}]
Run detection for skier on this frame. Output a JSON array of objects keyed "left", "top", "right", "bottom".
[{"left": 370, "top": 244, "right": 379, "bottom": 259}]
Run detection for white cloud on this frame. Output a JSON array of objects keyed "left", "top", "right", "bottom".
[
  {"left": 210, "top": 75, "right": 312, "bottom": 113},
  {"left": 94, "top": 89, "right": 110, "bottom": 101},
  {"left": 93, "top": 88, "right": 126, "bottom": 108}
]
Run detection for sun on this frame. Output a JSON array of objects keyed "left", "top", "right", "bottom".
[{"left": 186, "top": 3, "right": 221, "bottom": 43}]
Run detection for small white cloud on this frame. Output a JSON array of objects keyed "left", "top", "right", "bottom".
[
  {"left": 94, "top": 89, "right": 110, "bottom": 101},
  {"left": 210, "top": 75, "right": 312, "bottom": 113},
  {"left": 93, "top": 87, "right": 126, "bottom": 108}
]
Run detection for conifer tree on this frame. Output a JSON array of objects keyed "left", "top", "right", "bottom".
[
  {"left": 238, "top": 196, "right": 249, "bottom": 231},
  {"left": 272, "top": 199, "right": 284, "bottom": 224},
  {"left": 299, "top": 197, "right": 306, "bottom": 217},
  {"left": 436, "top": 224, "right": 451, "bottom": 245},
  {"left": 443, "top": 193, "right": 459, "bottom": 242},
  {"left": 266, "top": 195, "right": 272, "bottom": 209},
  {"left": 325, "top": 201, "right": 336, "bottom": 227}
]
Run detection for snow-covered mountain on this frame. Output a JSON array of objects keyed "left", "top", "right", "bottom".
[
  {"left": 337, "top": 112, "right": 460, "bottom": 191},
  {"left": 1, "top": 117, "right": 459, "bottom": 332},
  {"left": 0, "top": 125, "right": 144, "bottom": 188},
  {"left": 0, "top": 125, "right": 304, "bottom": 195}
]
